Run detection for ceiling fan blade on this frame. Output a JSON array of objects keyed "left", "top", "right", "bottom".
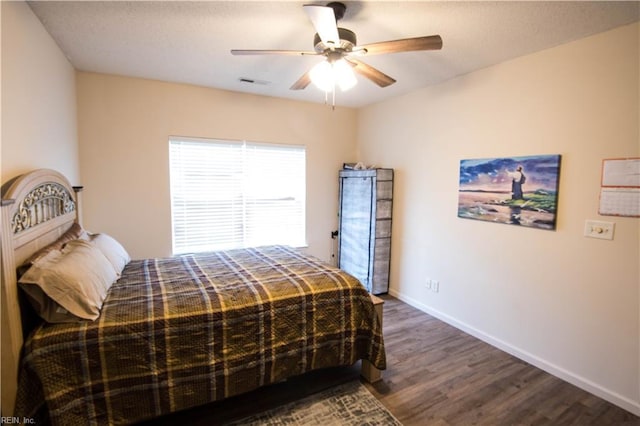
[
  {"left": 346, "top": 59, "right": 396, "bottom": 88},
  {"left": 358, "top": 35, "right": 443, "bottom": 55},
  {"left": 231, "top": 49, "right": 319, "bottom": 56},
  {"left": 303, "top": 4, "right": 340, "bottom": 46},
  {"left": 290, "top": 71, "right": 312, "bottom": 90}
]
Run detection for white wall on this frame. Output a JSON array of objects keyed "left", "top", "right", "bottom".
[
  {"left": 357, "top": 23, "right": 640, "bottom": 414},
  {"left": 76, "top": 73, "right": 357, "bottom": 261},
  {"left": 1, "top": 1, "right": 79, "bottom": 184}
]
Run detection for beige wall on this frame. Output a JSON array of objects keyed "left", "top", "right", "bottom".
[
  {"left": 4, "top": 0, "right": 639, "bottom": 416},
  {"left": 1, "top": 1, "right": 80, "bottom": 414},
  {"left": 1, "top": 1, "right": 79, "bottom": 183},
  {"left": 76, "top": 73, "right": 357, "bottom": 261},
  {"left": 357, "top": 23, "right": 640, "bottom": 414}
]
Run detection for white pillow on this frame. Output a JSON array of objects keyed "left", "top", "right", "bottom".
[
  {"left": 89, "top": 233, "right": 131, "bottom": 276},
  {"left": 19, "top": 239, "right": 117, "bottom": 322}
]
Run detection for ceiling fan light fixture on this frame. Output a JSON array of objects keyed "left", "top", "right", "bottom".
[
  {"left": 309, "top": 60, "right": 333, "bottom": 92},
  {"left": 333, "top": 59, "right": 357, "bottom": 91},
  {"left": 230, "top": 2, "right": 443, "bottom": 107},
  {"left": 309, "top": 58, "right": 357, "bottom": 92}
]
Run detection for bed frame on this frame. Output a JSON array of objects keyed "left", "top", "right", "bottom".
[
  {"left": 1, "top": 169, "right": 83, "bottom": 415},
  {"left": 0, "top": 168, "right": 382, "bottom": 417}
]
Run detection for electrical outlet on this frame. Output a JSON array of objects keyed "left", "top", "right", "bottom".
[
  {"left": 425, "top": 278, "right": 440, "bottom": 293},
  {"left": 425, "top": 279, "right": 432, "bottom": 290}
]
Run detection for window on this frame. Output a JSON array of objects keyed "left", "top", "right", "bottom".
[{"left": 169, "top": 137, "right": 306, "bottom": 254}]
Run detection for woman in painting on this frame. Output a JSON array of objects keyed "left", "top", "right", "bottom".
[{"left": 509, "top": 165, "right": 526, "bottom": 200}]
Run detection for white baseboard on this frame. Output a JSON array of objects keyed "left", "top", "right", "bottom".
[{"left": 388, "top": 288, "right": 640, "bottom": 417}]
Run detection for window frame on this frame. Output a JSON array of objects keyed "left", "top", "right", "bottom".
[{"left": 168, "top": 136, "right": 307, "bottom": 254}]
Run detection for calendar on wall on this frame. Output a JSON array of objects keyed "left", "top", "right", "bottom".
[{"left": 599, "top": 158, "right": 640, "bottom": 217}]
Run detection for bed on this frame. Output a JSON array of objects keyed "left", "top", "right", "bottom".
[{"left": 0, "top": 169, "right": 386, "bottom": 425}]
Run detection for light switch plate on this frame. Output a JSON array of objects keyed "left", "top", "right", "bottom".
[{"left": 584, "top": 220, "right": 615, "bottom": 240}]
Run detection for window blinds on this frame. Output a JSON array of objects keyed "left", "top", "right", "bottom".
[{"left": 169, "top": 137, "right": 306, "bottom": 254}]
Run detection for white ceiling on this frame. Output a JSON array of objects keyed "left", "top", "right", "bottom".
[{"left": 28, "top": 1, "right": 639, "bottom": 108}]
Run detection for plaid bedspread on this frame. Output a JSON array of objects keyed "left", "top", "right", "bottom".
[{"left": 15, "top": 246, "right": 385, "bottom": 425}]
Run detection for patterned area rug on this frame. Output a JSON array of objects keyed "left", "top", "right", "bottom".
[{"left": 226, "top": 380, "right": 402, "bottom": 425}]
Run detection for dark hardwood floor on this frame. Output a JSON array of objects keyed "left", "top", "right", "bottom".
[
  {"left": 143, "top": 295, "right": 640, "bottom": 425},
  {"left": 364, "top": 296, "right": 639, "bottom": 425}
]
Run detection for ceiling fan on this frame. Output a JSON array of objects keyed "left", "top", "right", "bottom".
[{"left": 231, "top": 2, "right": 443, "bottom": 93}]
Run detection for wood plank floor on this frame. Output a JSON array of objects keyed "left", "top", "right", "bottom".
[
  {"left": 365, "top": 296, "right": 639, "bottom": 425},
  {"left": 143, "top": 295, "right": 639, "bottom": 425}
]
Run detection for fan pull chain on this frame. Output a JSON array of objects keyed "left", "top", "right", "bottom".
[
  {"left": 322, "top": 83, "right": 337, "bottom": 110},
  {"left": 332, "top": 84, "right": 336, "bottom": 111}
]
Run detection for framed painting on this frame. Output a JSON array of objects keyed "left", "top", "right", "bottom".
[{"left": 458, "top": 154, "right": 561, "bottom": 230}]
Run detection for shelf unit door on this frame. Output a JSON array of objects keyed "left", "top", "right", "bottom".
[{"left": 338, "top": 175, "right": 374, "bottom": 292}]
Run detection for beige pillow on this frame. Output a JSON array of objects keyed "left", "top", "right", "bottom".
[
  {"left": 17, "top": 222, "right": 88, "bottom": 277},
  {"left": 19, "top": 239, "right": 117, "bottom": 322},
  {"left": 89, "top": 233, "right": 131, "bottom": 276}
]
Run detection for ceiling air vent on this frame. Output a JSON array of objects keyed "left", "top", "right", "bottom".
[{"left": 239, "top": 78, "right": 270, "bottom": 85}]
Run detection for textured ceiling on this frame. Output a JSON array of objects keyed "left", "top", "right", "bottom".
[{"left": 29, "top": 1, "right": 639, "bottom": 108}]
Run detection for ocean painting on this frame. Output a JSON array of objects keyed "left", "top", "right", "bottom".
[{"left": 458, "top": 154, "right": 561, "bottom": 230}]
